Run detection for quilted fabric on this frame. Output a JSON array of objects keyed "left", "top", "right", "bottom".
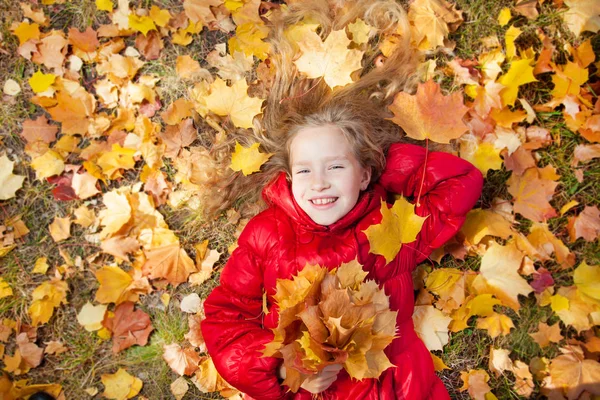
[{"left": 201, "top": 143, "right": 483, "bottom": 400}]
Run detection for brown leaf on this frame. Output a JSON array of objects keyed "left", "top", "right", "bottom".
[
  {"left": 135, "top": 30, "right": 163, "bottom": 60},
  {"left": 16, "top": 332, "right": 43, "bottom": 369},
  {"left": 572, "top": 144, "right": 600, "bottom": 166},
  {"left": 529, "top": 322, "right": 564, "bottom": 348},
  {"left": 44, "top": 340, "right": 68, "bottom": 355},
  {"left": 507, "top": 166, "right": 559, "bottom": 222},
  {"left": 184, "top": 314, "right": 206, "bottom": 351},
  {"left": 160, "top": 119, "right": 197, "bottom": 159},
  {"left": 547, "top": 346, "right": 600, "bottom": 399},
  {"left": 143, "top": 243, "right": 197, "bottom": 285},
  {"left": 67, "top": 27, "right": 99, "bottom": 53},
  {"left": 101, "top": 236, "right": 141, "bottom": 260},
  {"left": 20, "top": 116, "right": 58, "bottom": 144},
  {"left": 102, "top": 302, "right": 154, "bottom": 354},
  {"left": 163, "top": 343, "right": 201, "bottom": 376},
  {"left": 567, "top": 205, "right": 600, "bottom": 242}
]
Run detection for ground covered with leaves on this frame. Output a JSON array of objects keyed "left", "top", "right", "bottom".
[{"left": 0, "top": 0, "right": 599, "bottom": 399}]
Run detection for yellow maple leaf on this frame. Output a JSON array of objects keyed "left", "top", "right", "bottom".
[
  {"left": 128, "top": 14, "right": 156, "bottom": 36},
  {"left": 96, "top": 144, "right": 136, "bottom": 180},
  {"left": 94, "top": 265, "right": 134, "bottom": 304},
  {"left": 574, "top": 261, "right": 600, "bottom": 300},
  {"left": 0, "top": 277, "right": 13, "bottom": 299},
  {"left": 101, "top": 368, "right": 143, "bottom": 400},
  {"left": 347, "top": 18, "right": 372, "bottom": 45},
  {"left": 431, "top": 353, "right": 450, "bottom": 371},
  {"left": 505, "top": 25, "right": 521, "bottom": 60},
  {"left": 498, "top": 58, "right": 537, "bottom": 106},
  {"left": 547, "top": 346, "right": 600, "bottom": 399},
  {"left": 30, "top": 150, "right": 65, "bottom": 180},
  {"left": 172, "top": 21, "right": 203, "bottom": 46},
  {"left": 294, "top": 29, "right": 364, "bottom": 89},
  {"left": 553, "top": 286, "right": 600, "bottom": 333},
  {"left": 32, "top": 257, "right": 50, "bottom": 274},
  {"left": 389, "top": 80, "right": 470, "bottom": 143},
  {"left": 472, "top": 241, "right": 532, "bottom": 311},
  {"left": 149, "top": 6, "right": 171, "bottom": 27},
  {"left": 229, "top": 142, "right": 272, "bottom": 176},
  {"left": 497, "top": 8, "right": 511, "bottom": 26},
  {"left": 76, "top": 302, "right": 108, "bottom": 331},
  {"left": 13, "top": 21, "right": 40, "bottom": 45},
  {"left": 551, "top": 61, "right": 589, "bottom": 99},
  {"left": 28, "top": 71, "right": 56, "bottom": 94},
  {"left": 229, "top": 22, "right": 271, "bottom": 60},
  {"left": 28, "top": 279, "right": 69, "bottom": 326},
  {"left": 96, "top": 0, "right": 113, "bottom": 12},
  {"left": 459, "top": 138, "right": 503, "bottom": 176},
  {"left": 0, "top": 155, "right": 25, "bottom": 200},
  {"left": 363, "top": 197, "right": 428, "bottom": 264},
  {"left": 98, "top": 191, "right": 132, "bottom": 238},
  {"left": 49, "top": 216, "right": 71, "bottom": 242},
  {"left": 204, "top": 78, "right": 264, "bottom": 129},
  {"left": 460, "top": 209, "right": 513, "bottom": 245},
  {"left": 476, "top": 312, "right": 514, "bottom": 338}
]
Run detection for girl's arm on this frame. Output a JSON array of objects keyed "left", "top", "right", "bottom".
[
  {"left": 378, "top": 143, "right": 483, "bottom": 263},
  {"left": 200, "top": 216, "right": 286, "bottom": 400}
]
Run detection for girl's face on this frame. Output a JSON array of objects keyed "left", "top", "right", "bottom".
[{"left": 289, "top": 125, "right": 371, "bottom": 226}]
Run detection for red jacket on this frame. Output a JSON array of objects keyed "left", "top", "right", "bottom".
[{"left": 201, "top": 143, "right": 483, "bottom": 400}]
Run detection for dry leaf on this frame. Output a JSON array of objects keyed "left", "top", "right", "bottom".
[{"left": 163, "top": 343, "right": 201, "bottom": 376}]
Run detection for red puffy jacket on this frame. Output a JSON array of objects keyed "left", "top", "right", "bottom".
[{"left": 201, "top": 143, "right": 483, "bottom": 400}]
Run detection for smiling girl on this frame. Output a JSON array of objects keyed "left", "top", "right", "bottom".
[{"left": 199, "top": 1, "right": 483, "bottom": 399}]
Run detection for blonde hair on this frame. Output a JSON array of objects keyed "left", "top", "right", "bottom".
[{"left": 202, "top": 0, "right": 420, "bottom": 219}]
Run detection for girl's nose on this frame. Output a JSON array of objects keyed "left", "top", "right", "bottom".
[{"left": 311, "top": 172, "right": 330, "bottom": 191}]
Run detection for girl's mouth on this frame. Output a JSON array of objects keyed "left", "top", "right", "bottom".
[{"left": 310, "top": 197, "right": 338, "bottom": 206}]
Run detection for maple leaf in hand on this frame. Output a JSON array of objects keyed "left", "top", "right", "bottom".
[{"left": 363, "top": 197, "right": 428, "bottom": 263}]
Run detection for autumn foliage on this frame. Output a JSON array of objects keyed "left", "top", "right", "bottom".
[{"left": 0, "top": 0, "right": 599, "bottom": 398}]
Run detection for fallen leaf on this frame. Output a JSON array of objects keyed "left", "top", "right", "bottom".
[
  {"left": 562, "top": 0, "right": 600, "bottom": 37},
  {"left": 412, "top": 305, "right": 451, "bottom": 351},
  {"left": 573, "top": 261, "right": 600, "bottom": 300},
  {"left": 49, "top": 216, "right": 71, "bottom": 242},
  {"left": 476, "top": 312, "right": 514, "bottom": 338},
  {"left": 389, "top": 79, "right": 469, "bottom": 143},
  {"left": 507, "top": 166, "right": 559, "bottom": 222},
  {"left": 0, "top": 155, "right": 25, "bottom": 200},
  {"left": 163, "top": 343, "right": 201, "bottom": 376},
  {"left": 529, "top": 322, "right": 564, "bottom": 348},
  {"left": 489, "top": 347, "right": 513, "bottom": 377},
  {"left": 204, "top": 78, "right": 264, "bottom": 129},
  {"left": 77, "top": 302, "right": 108, "bottom": 332},
  {"left": 498, "top": 58, "right": 537, "bottom": 107},
  {"left": 459, "top": 369, "right": 494, "bottom": 400},
  {"left": 143, "top": 243, "right": 197, "bottom": 285},
  {"left": 294, "top": 29, "right": 364, "bottom": 88},
  {"left": 101, "top": 368, "right": 143, "bottom": 400},
  {"left": 170, "top": 376, "right": 189, "bottom": 400},
  {"left": 28, "top": 279, "right": 69, "bottom": 326},
  {"left": 548, "top": 345, "right": 600, "bottom": 399},
  {"left": 102, "top": 301, "right": 154, "bottom": 353},
  {"left": 473, "top": 241, "right": 532, "bottom": 311},
  {"left": 229, "top": 142, "right": 272, "bottom": 176}
]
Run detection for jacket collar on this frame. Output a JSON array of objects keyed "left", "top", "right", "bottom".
[{"left": 262, "top": 172, "right": 385, "bottom": 233}]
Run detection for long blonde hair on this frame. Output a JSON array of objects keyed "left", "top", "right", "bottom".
[{"left": 203, "top": 0, "right": 420, "bottom": 219}]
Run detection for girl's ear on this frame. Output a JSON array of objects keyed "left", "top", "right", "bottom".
[{"left": 360, "top": 167, "right": 372, "bottom": 191}]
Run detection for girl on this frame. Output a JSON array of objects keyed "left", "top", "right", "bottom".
[{"left": 200, "top": 1, "right": 483, "bottom": 399}]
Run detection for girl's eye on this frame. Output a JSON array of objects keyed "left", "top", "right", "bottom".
[
  {"left": 296, "top": 169, "right": 309, "bottom": 174},
  {"left": 330, "top": 165, "right": 344, "bottom": 170}
]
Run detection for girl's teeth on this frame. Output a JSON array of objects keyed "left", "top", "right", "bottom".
[{"left": 312, "top": 198, "right": 336, "bottom": 205}]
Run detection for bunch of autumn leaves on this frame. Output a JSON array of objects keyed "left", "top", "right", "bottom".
[{"left": 263, "top": 261, "right": 397, "bottom": 392}]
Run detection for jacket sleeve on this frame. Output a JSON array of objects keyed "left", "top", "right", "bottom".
[
  {"left": 200, "top": 216, "right": 286, "bottom": 400},
  {"left": 378, "top": 143, "right": 483, "bottom": 263}
]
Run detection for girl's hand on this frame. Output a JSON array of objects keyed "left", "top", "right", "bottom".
[{"left": 277, "top": 364, "right": 343, "bottom": 394}]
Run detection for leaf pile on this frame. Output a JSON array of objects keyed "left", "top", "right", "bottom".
[{"left": 263, "top": 262, "right": 397, "bottom": 392}]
